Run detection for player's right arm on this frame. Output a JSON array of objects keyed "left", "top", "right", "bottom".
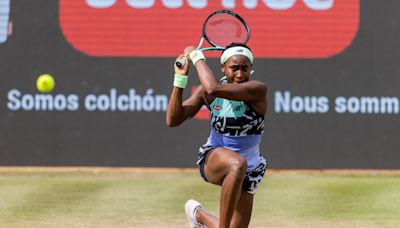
[{"left": 166, "top": 55, "right": 205, "bottom": 127}]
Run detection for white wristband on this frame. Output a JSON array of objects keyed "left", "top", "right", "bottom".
[{"left": 189, "top": 50, "right": 205, "bottom": 65}]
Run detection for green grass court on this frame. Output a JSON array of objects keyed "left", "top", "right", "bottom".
[{"left": 0, "top": 168, "right": 399, "bottom": 227}]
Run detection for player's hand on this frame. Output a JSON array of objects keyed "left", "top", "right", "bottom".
[
  {"left": 174, "top": 54, "right": 189, "bottom": 75},
  {"left": 184, "top": 46, "right": 196, "bottom": 58}
]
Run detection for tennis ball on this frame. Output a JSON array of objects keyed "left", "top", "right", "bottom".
[{"left": 36, "top": 74, "right": 55, "bottom": 93}]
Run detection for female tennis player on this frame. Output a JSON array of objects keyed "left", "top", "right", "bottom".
[{"left": 166, "top": 43, "right": 268, "bottom": 228}]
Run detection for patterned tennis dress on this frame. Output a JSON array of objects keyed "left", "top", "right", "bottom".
[{"left": 197, "top": 78, "right": 268, "bottom": 194}]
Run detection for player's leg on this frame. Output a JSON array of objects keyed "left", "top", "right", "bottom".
[
  {"left": 229, "top": 190, "right": 254, "bottom": 228},
  {"left": 195, "top": 191, "right": 253, "bottom": 228},
  {"left": 230, "top": 155, "right": 268, "bottom": 227},
  {"left": 197, "top": 147, "right": 248, "bottom": 228},
  {"left": 196, "top": 209, "right": 219, "bottom": 227}
]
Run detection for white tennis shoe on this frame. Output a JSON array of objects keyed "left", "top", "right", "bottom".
[{"left": 185, "top": 199, "right": 204, "bottom": 228}]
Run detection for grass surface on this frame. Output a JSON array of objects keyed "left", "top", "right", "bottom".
[{"left": 0, "top": 169, "right": 399, "bottom": 227}]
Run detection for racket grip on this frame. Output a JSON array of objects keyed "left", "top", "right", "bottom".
[{"left": 175, "top": 58, "right": 186, "bottom": 68}]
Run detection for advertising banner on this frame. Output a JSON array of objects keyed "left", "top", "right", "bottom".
[{"left": 0, "top": 0, "right": 399, "bottom": 169}]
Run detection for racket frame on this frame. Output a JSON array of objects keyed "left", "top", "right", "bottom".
[
  {"left": 176, "top": 9, "right": 250, "bottom": 68},
  {"left": 201, "top": 9, "right": 250, "bottom": 51}
]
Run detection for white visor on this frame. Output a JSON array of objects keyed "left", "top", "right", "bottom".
[{"left": 220, "top": 46, "right": 254, "bottom": 64}]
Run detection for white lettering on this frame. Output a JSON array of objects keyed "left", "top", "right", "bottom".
[
  {"left": 263, "top": 0, "right": 296, "bottom": 10},
  {"left": 85, "top": 0, "right": 117, "bottom": 8},
  {"left": 303, "top": 0, "right": 334, "bottom": 11},
  {"left": 291, "top": 96, "right": 304, "bottom": 113},
  {"left": 187, "top": 0, "right": 207, "bottom": 9},
  {"left": 35, "top": 94, "right": 54, "bottom": 110},
  {"left": 53, "top": 95, "right": 67, "bottom": 110},
  {"left": 84, "top": 88, "right": 167, "bottom": 112},
  {"left": 21, "top": 95, "right": 35, "bottom": 110},
  {"left": 244, "top": 0, "right": 258, "bottom": 9},
  {"left": 155, "top": 94, "right": 168, "bottom": 111},
  {"left": 334, "top": 96, "right": 400, "bottom": 114},
  {"left": 125, "top": 0, "right": 155, "bottom": 9},
  {"left": 0, "top": 0, "right": 11, "bottom": 43},
  {"left": 335, "top": 96, "right": 346, "bottom": 113},
  {"left": 381, "top": 97, "right": 399, "bottom": 114},
  {"left": 7, "top": 89, "right": 79, "bottom": 111},
  {"left": 67, "top": 95, "right": 80, "bottom": 111},
  {"left": 7, "top": 89, "right": 21, "bottom": 110},
  {"left": 347, "top": 97, "right": 359, "bottom": 113},
  {"left": 84, "top": 0, "right": 334, "bottom": 10},
  {"left": 222, "top": 0, "right": 235, "bottom": 8},
  {"left": 318, "top": 97, "right": 329, "bottom": 113},
  {"left": 360, "top": 97, "right": 379, "bottom": 113},
  {"left": 162, "top": 0, "right": 183, "bottom": 8},
  {"left": 129, "top": 89, "right": 142, "bottom": 111},
  {"left": 97, "top": 94, "right": 110, "bottom": 111},
  {"left": 274, "top": 91, "right": 329, "bottom": 113},
  {"left": 274, "top": 91, "right": 291, "bottom": 113},
  {"left": 85, "top": 95, "right": 97, "bottom": 111},
  {"left": 117, "top": 94, "right": 129, "bottom": 111}
]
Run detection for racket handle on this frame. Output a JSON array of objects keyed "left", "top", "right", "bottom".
[{"left": 175, "top": 58, "right": 186, "bottom": 68}]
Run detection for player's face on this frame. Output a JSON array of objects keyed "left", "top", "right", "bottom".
[{"left": 222, "top": 55, "right": 252, "bottom": 84}]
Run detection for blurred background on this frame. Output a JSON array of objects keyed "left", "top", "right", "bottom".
[{"left": 0, "top": 0, "right": 399, "bottom": 169}]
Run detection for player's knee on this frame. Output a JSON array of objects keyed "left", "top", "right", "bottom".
[{"left": 228, "top": 156, "right": 247, "bottom": 178}]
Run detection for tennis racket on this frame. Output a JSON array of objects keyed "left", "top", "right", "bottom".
[{"left": 176, "top": 9, "right": 250, "bottom": 68}]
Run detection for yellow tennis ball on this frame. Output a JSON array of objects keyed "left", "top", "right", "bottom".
[{"left": 36, "top": 74, "right": 55, "bottom": 93}]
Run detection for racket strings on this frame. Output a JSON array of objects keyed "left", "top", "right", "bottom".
[{"left": 204, "top": 14, "right": 249, "bottom": 48}]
